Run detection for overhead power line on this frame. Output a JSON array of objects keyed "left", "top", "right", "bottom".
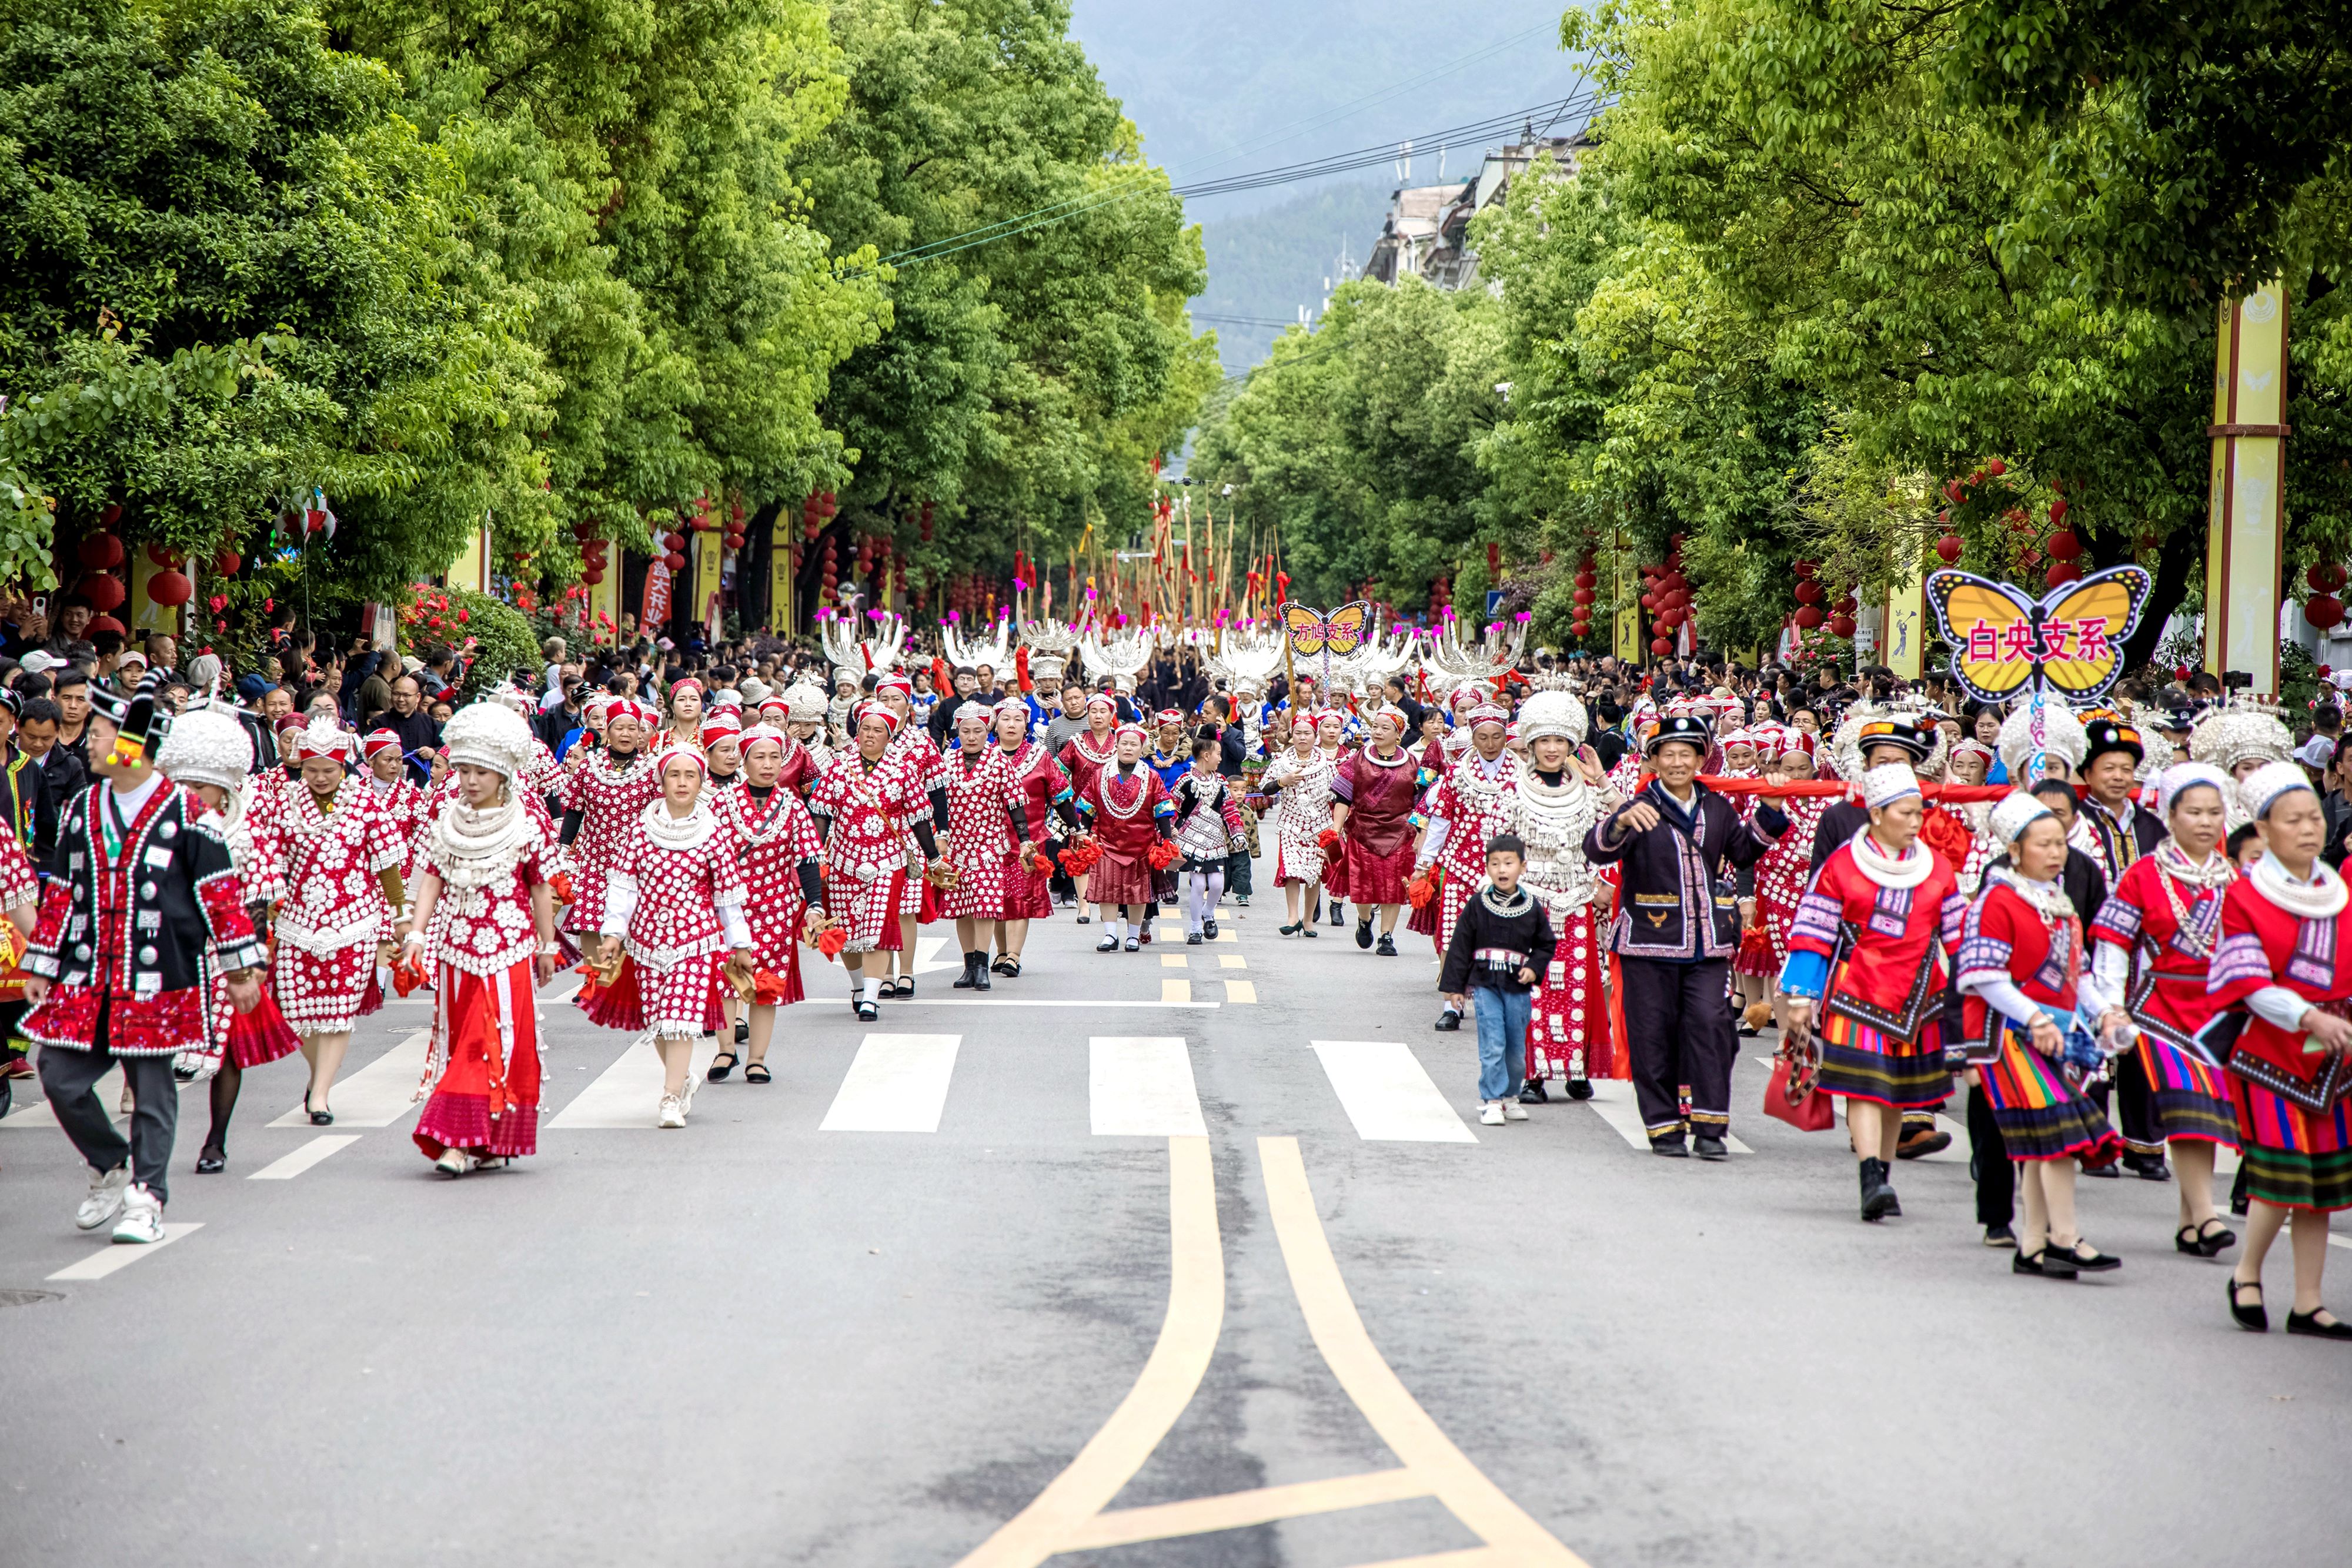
[{"left": 866, "top": 89, "right": 1603, "bottom": 276}]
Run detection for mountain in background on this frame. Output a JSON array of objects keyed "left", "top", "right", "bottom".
[
  {"left": 1193, "top": 182, "right": 1392, "bottom": 373},
  {"left": 1067, "top": 0, "right": 1584, "bottom": 371}
]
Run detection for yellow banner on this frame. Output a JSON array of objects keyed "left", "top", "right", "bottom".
[
  {"left": 2204, "top": 280, "right": 2288, "bottom": 691},
  {"left": 1613, "top": 603, "right": 1639, "bottom": 664},
  {"left": 128, "top": 551, "right": 183, "bottom": 637},
  {"left": 693, "top": 529, "right": 724, "bottom": 636},
  {"left": 769, "top": 521, "right": 794, "bottom": 634}
]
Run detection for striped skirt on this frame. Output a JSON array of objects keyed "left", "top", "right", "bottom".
[
  {"left": 1818, "top": 1002, "right": 1952, "bottom": 1110},
  {"left": 2230, "top": 1077, "right": 2352, "bottom": 1212},
  {"left": 1979, "top": 1029, "right": 2122, "bottom": 1164},
  {"left": 2136, "top": 1034, "right": 2240, "bottom": 1149}
]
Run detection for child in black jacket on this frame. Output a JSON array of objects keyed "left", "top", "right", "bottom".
[{"left": 1439, "top": 834, "right": 1556, "bottom": 1126}]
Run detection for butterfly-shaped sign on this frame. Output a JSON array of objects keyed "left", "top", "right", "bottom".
[
  {"left": 1923, "top": 564, "right": 2154, "bottom": 706},
  {"left": 1282, "top": 600, "right": 1372, "bottom": 659}
]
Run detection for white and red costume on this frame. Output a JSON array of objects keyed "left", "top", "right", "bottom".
[
  {"left": 1261, "top": 745, "right": 1337, "bottom": 885},
  {"left": 1075, "top": 748, "right": 1175, "bottom": 907},
  {"left": 249, "top": 727, "right": 405, "bottom": 1035},
  {"left": 716, "top": 756, "right": 827, "bottom": 1005},
  {"left": 808, "top": 731, "right": 936, "bottom": 952},
  {"left": 593, "top": 751, "right": 752, "bottom": 1038},
  {"left": 1415, "top": 734, "right": 1519, "bottom": 951},
  {"left": 410, "top": 704, "right": 554, "bottom": 1163},
  {"left": 938, "top": 734, "right": 1030, "bottom": 921},
  {"left": 999, "top": 724, "right": 1074, "bottom": 921},
  {"left": 556, "top": 704, "right": 659, "bottom": 934}
]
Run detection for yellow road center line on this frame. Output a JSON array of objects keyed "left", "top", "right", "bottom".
[
  {"left": 1215, "top": 927, "right": 1238, "bottom": 941},
  {"left": 1063, "top": 1468, "right": 1431, "bottom": 1550},
  {"left": 1222, "top": 979, "right": 1257, "bottom": 1004},
  {"left": 952, "top": 1136, "right": 1223, "bottom": 1568},
  {"left": 1257, "top": 1138, "right": 1587, "bottom": 1565},
  {"left": 1218, "top": 954, "right": 1248, "bottom": 969},
  {"left": 1161, "top": 954, "right": 1189, "bottom": 968},
  {"left": 1161, "top": 978, "right": 1193, "bottom": 1003}
]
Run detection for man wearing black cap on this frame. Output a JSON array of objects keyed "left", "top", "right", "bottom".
[
  {"left": 1585, "top": 713, "right": 1787, "bottom": 1159},
  {"left": 2072, "top": 713, "right": 2169, "bottom": 1178},
  {"left": 18, "top": 676, "right": 268, "bottom": 1245}
]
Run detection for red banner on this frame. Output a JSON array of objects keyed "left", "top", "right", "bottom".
[{"left": 642, "top": 560, "right": 672, "bottom": 627}]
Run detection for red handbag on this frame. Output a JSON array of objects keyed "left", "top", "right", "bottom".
[{"left": 1763, "top": 1046, "right": 1836, "bottom": 1131}]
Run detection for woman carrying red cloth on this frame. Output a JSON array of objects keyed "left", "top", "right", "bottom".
[
  {"left": 1780, "top": 765, "right": 1967, "bottom": 1222},
  {"left": 991, "top": 694, "right": 1074, "bottom": 977},
  {"left": 709, "top": 724, "right": 828, "bottom": 1082},
  {"left": 1073, "top": 723, "right": 1175, "bottom": 953},
  {"left": 2086, "top": 761, "right": 2243, "bottom": 1259},
  {"left": 2205, "top": 761, "right": 2352, "bottom": 1338},
  {"left": 1056, "top": 693, "right": 1121, "bottom": 919},
  {"left": 807, "top": 703, "right": 948, "bottom": 1021},
  {"left": 402, "top": 704, "right": 560, "bottom": 1174},
  {"left": 589, "top": 744, "right": 756, "bottom": 1129}
]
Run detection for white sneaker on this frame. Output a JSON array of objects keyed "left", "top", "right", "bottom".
[
  {"left": 678, "top": 1071, "right": 697, "bottom": 1114},
  {"left": 111, "top": 1184, "right": 163, "bottom": 1244},
  {"left": 1478, "top": 1101, "right": 1506, "bottom": 1126},
  {"left": 434, "top": 1148, "right": 475, "bottom": 1177},
  {"left": 75, "top": 1165, "right": 131, "bottom": 1231},
  {"left": 1504, "top": 1099, "right": 1528, "bottom": 1121},
  {"left": 657, "top": 1093, "right": 686, "bottom": 1129}
]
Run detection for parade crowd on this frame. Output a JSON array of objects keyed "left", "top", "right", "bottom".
[{"left": 5, "top": 609, "right": 2350, "bottom": 1343}]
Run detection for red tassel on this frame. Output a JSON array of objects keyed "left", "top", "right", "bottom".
[
  {"left": 1015, "top": 645, "right": 1033, "bottom": 693},
  {"left": 815, "top": 925, "right": 848, "bottom": 959},
  {"left": 1315, "top": 826, "right": 1342, "bottom": 854},
  {"left": 752, "top": 967, "right": 794, "bottom": 1005},
  {"left": 550, "top": 870, "right": 576, "bottom": 905},
  {"left": 931, "top": 656, "right": 954, "bottom": 698},
  {"left": 1147, "top": 839, "right": 1181, "bottom": 870}
]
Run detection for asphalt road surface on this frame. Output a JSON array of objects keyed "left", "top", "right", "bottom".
[{"left": 6, "top": 868, "right": 2350, "bottom": 1566}]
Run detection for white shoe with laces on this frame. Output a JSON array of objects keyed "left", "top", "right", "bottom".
[
  {"left": 657, "top": 1093, "right": 686, "bottom": 1129},
  {"left": 1504, "top": 1100, "right": 1528, "bottom": 1121},
  {"left": 1478, "top": 1101, "right": 1506, "bottom": 1126},
  {"left": 111, "top": 1184, "right": 164, "bottom": 1244},
  {"left": 76, "top": 1165, "right": 132, "bottom": 1231}
]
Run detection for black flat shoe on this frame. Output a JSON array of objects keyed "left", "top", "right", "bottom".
[
  {"left": 305, "top": 1091, "right": 333, "bottom": 1127},
  {"left": 2016, "top": 1248, "right": 2077, "bottom": 1279},
  {"left": 1693, "top": 1136, "right": 1730, "bottom": 1162},
  {"left": 1518, "top": 1079, "right": 1549, "bottom": 1105},
  {"left": 1354, "top": 919, "right": 1373, "bottom": 950},
  {"left": 1434, "top": 1010, "right": 1460, "bottom": 1032},
  {"left": 854, "top": 1000, "right": 880, "bottom": 1022},
  {"left": 998, "top": 955, "right": 1022, "bottom": 979},
  {"left": 707, "top": 1051, "right": 738, "bottom": 1081},
  {"left": 2126, "top": 1152, "right": 2173, "bottom": 1182},
  {"left": 2083, "top": 1161, "right": 2120, "bottom": 1179},
  {"left": 1097, "top": 935, "right": 1119, "bottom": 952},
  {"left": 2229, "top": 1278, "right": 2269, "bottom": 1331},
  {"left": 1075, "top": 915, "right": 1090, "bottom": 924},
  {"left": 1123, "top": 936, "right": 1141, "bottom": 952},
  {"left": 195, "top": 1147, "right": 226, "bottom": 1175},
  {"left": 1202, "top": 919, "right": 1218, "bottom": 939},
  {"left": 1565, "top": 1078, "right": 1593, "bottom": 1101},
  {"left": 743, "top": 1061, "right": 771, "bottom": 1085},
  {"left": 1651, "top": 1140, "right": 1689, "bottom": 1159},
  {"left": 1299, "top": 925, "right": 1318, "bottom": 938},
  {"left": 1279, "top": 922, "right": 1300, "bottom": 937},
  {"left": 1375, "top": 934, "right": 1397, "bottom": 956},
  {"left": 1983, "top": 1224, "right": 2017, "bottom": 1248},
  {"left": 1187, "top": 932, "right": 1203, "bottom": 945},
  {"left": 2286, "top": 1307, "right": 2352, "bottom": 1339},
  {"left": 733, "top": 1017, "right": 750, "bottom": 1047},
  {"left": 2057, "top": 1240, "right": 2122, "bottom": 1272},
  {"left": 2196, "top": 1218, "right": 2237, "bottom": 1255}
]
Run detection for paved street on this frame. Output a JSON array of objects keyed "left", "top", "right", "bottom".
[{"left": 6, "top": 867, "right": 2351, "bottom": 1566}]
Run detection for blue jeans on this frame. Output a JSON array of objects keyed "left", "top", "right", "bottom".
[{"left": 1472, "top": 987, "right": 1531, "bottom": 1102}]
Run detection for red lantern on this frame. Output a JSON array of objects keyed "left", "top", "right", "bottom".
[
  {"left": 79, "top": 573, "right": 126, "bottom": 611},
  {"left": 77, "top": 534, "right": 125, "bottom": 571},
  {"left": 2049, "top": 497, "right": 2069, "bottom": 526},
  {"left": 1793, "top": 581, "right": 1825, "bottom": 604},
  {"left": 1828, "top": 614, "right": 1856, "bottom": 637},
  {"left": 1649, "top": 637, "right": 1673, "bottom": 656},
  {"left": 1639, "top": 593, "right": 1656, "bottom": 610},
  {"left": 1933, "top": 534, "right": 1963, "bottom": 564},
  {"left": 2308, "top": 562, "right": 2348, "bottom": 594},
  {"left": 2307, "top": 594, "right": 2346, "bottom": 630},
  {"left": 88, "top": 613, "right": 126, "bottom": 636},
  {"left": 581, "top": 567, "right": 604, "bottom": 586},
  {"left": 145, "top": 541, "right": 184, "bottom": 569},
  {"left": 663, "top": 531, "right": 686, "bottom": 552},
  {"left": 1986, "top": 457, "right": 2007, "bottom": 477},
  {"left": 1792, "top": 559, "right": 1815, "bottom": 580},
  {"left": 2045, "top": 562, "right": 2081, "bottom": 589},
  {"left": 664, "top": 550, "right": 687, "bottom": 573},
  {"left": 1574, "top": 571, "right": 1596, "bottom": 590},
  {"left": 1793, "top": 605, "right": 1825, "bottom": 629},
  {"left": 146, "top": 569, "right": 193, "bottom": 607},
  {"left": 2047, "top": 531, "right": 2083, "bottom": 561},
  {"left": 1572, "top": 587, "right": 1595, "bottom": 606},
  {"left": 213, "top": 548, "right": 241, "bottom": 577}
]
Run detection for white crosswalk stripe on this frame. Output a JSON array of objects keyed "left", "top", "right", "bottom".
[
  {"left": 266, "top": 1029, "right": 432, "bottom": 1128},
  {"left": 549, "top": 1032, "right": 721, "bottom": 1128},
  {"left": 820, "top": 1033, "right": 961, "bottom": 1132},
  {"left": 248, "top": 1134, "right": 363, "bottom": 1179},
  {"left": 47, "top": 1223, "right": 202, "bottom": 1280},
  {"left": 1581, "top": 1078, "right": 1755, "bottom": 1154},
  {"left": 1309, "top": 1039, "right": 1477, "bottom": 1143},
  {"left": 1089, "top": 1037, "right": 1206, "bottom": 1137}
]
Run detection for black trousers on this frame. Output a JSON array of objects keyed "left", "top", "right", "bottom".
[
  {"left": 1619, "top": 957, "right": 1735, "bottom": 1144},
  {"left": 1967, "top": 1081, "right": 2014, "bottom": 1226},
  {"left": 38, "top": 1042, "right": 179, "bottom": 1205}
]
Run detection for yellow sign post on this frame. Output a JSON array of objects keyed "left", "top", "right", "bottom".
[
  {"left": 2203, "top": 281, "right": 2290, "bottom": 692},
  {"left": 769, "top": 518, "right": 794, "bottom": 634}
]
